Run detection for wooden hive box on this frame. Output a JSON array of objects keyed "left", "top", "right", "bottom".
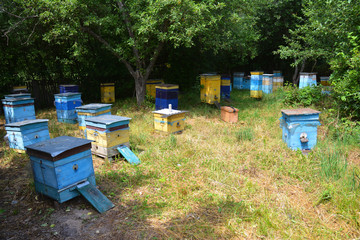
[
  {"left": 85, "top": 115, "right": 131, "bottom": 158},
  {"left": 153, "top": 107, "right": 188, "bottom": 134},
  {"left": 5, "top": 119, "right": 50, "bottom": 152},
  {"left": 5, "top": 93, "right": 31, "bottom": 99},
  {"left": 279, "top": 108, "right": 321, "bottom": 150},
  {"left": 200, "top": 74, "right": 221, "bottom": 104},
  {"left": 100, "top": 83, "right": 115, "bottom": 103},
  {"left": 220, "top": 106, "right": 239, "bottom": 123},
  {"left": 262, "top": 74, "right": 274, "bottom": 94},
  {"left": 12, "top": 86, "right": 28, "bottom": 94},
  {"left": 54, "top": 92, "right": 82, "bottom": 124},
  {"left": 299, "top": 72, "right": 317, "bottom": 89},
  {"left": 155, "top": 84, "right": 179, "bottom": 110},
  {"left": 233, "top": 72, "right": 244, "bottom": 90},
  {"left": 146, "top": 79, "right": 164, "bottom": 98},
  {"left": 221, "top": 76, "right": 231, "bottom": 100},
  {"left": 250, "top": 71, "right": 263, "bottom": 99},
  {"left": 59, "top": 84, "right": 79, "bottom": 93},
  {"left": 75, "top": 103, "right": 112, "bottom": 138},
  {"left": 2, "top": 97, "right": 36, "bottom": 124}
]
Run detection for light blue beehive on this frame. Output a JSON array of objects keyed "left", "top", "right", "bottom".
[
  {"left": 54, "top": 92, "right": 82, "bottom": 124},
  {"left": 299, "top": 72, "right": 317, "bottom": 89},
  {"left": 280, "top": 108, "right": 321, "bottom": 150},
  {"left": 2, "top": 97, "right": 36, "bottom": 124},
  {"left": 26, "top": 136, "right": 114, "bottom": 213},
  {"left": 262, "top": 74, "right": 273, "bottom": 94},
  {"left": 5, "top": 119, "right": 50, "bottom": 152}
]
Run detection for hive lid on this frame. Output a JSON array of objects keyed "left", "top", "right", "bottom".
[
  {"left": 25, "top": 136, "right": 93, "bottom": 161},
  {"left": 85, "top": 115, "right": 131, "bottom": 125},
  {"left": 5, "top": 119, "right": 48, "bottom": 127},
  {"left": 100, "top": 83, "right": 114, "bottom": 86},
  {"left": 263, "top": 74, "right": 274, "bottom": 76},
  {"left": 5, "top": 93, "right": 31, "bottom": 98},
  {"left": 281, "top": 108, "right": 321, "bottom": 116},
  {"left": 2, "top": 97, "right": 34, "bottom": 102},
  {"left": 76, "top": 103, "right": 112, "bottom": 110},
  {"left": 59, "top": 84, "right": 78, "bottom": 87},
  {"left": 54, "top": 92, "right": 81, "bottom": 97},
  {"left": 155, "top": 84, "right": 179, "bottom": 88},
  {"left": 299, "top": 72, "right": 317, "bottom": 75},
  {"left": 152, "top": 108, "right": 188, "bottom": 117},
  {"left": 220, "top": 106, "right": 239, "bottom": 113}
]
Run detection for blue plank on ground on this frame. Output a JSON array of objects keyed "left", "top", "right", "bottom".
[{"left": 117, "top": 145, "right": 141, "bottom": 165}]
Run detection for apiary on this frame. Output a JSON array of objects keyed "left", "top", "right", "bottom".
[
  {"left": 100, "top": 83, "right": 115, "bottom": 103},
  {"left": 60, "top": 84, "right": 79, "bottom": 93},
  {"left": 75, "top": 103, "right": 112, "bottom": 137},
  {"left": 250, "top": 71, "right": 263, "bottom": 99},
  {"left": 5, "top": 119, "right": 50, "bottom": 152},
  {"left": 153, "top": 105, "right": 188, "bottom": 134},
  {"left": 233, "top": 72, "right": 245, "bottom": 89},
  {"left": 5, "top": 93, "right": 31, "bottom": 99},
  {"left": 220, "top": 106, "right": 239, "bottom": 123},
  {"left": 146, "top": 79, "right": 164, "bottom": 98},
  {"left": 26, "top": 136, "right": 114, "bottom": 213},
  {"left": 279, "top": 108, "right": 321, "bottom": 150},
  {"left": 299, "top": 72, "right": 317, "bottom": 89},
  {"left": 262, "top": 74, "right": 274, "bottom": 94},
  {"left": 54, "top": 92, "right": 82, "bottom": 124},
  {"left": 200, "top": 74, "right": 221, "bottom": 104},
  {"left": 155, "top": 84, "right": 179, "bottom": 110},
  {"left": 2, "top": 97, "right": 36, "bottom": 124},
  {"left": 221, "top": 76, "right": 231, "bottom": 100}
]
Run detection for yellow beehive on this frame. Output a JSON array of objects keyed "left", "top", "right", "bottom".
[
  {"left": 153, "top": 107, "right": 188, "bottom": 134},
  {"left": 146, "top": 79, "right": 164, "bottom": 98},
  {"left": 100, "top": 83, "right": 115, "bottom": 103},
  {"left": 200, "top": 74, "right": 221, "bottom": 104}
]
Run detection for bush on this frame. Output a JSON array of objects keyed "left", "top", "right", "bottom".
[{"left": 283, "top": 84, "right": 323, "bottom": 107}]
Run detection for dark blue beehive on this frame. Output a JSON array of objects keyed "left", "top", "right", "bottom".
[
  {"left": 2, "top": 97, "right": 36, "bottom": 124},
  {"left": 59, "top": 84, "right": 79, "bottom": 93},
  {"left": 54, "top": 92, "right": 82, "bottom": 124},
  {"left": 155, "top": 84, "right": 179, "bottom": 110},
  {"left": 221, "top": 75, "right": 231, "bottom": 100}
]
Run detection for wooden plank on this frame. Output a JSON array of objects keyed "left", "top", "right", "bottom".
[{"left": 117, "top": 145, "right": 141, "bottom": 165}]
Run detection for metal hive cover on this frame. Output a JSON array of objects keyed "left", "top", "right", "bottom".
[
  {"left": 263, "top": 74, "right": 274, "bottom": 76},
  {"left": 155, "top": 84, "right": 179, "bottom": 88},
  {"left": 54, "top": 92, "right": 81, "bottom": 97},
  {"left": 5, "top": 93, "right": 31, "bottom": 98},
  {"left": 281, "top": 108, "right": 321, "bottom": 116},
  {"left": 60, "top": 84, "right": 77, "bottom": 87},
  {"left": 85, "top": 115, "right": 131, "bottom": 125},
  {"left": 5, "top": 119, "right": 48, "bottom": 127},
  {"left": 76, "top": 103, "right": 112, "bottom": 110},
  {"left": 2, "top": 97, "right": 34, "bottom": 102}
]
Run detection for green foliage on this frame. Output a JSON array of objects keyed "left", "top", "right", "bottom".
[{"left": 283, "top": 84, "right": 322, "bottom": 107}]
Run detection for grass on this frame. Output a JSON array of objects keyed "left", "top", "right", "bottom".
[{"left": 1, "top": 89, "right": 360, "bottom": 239}]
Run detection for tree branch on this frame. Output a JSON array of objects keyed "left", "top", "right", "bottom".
[{"left": 144, "top": 41, "right": 164, "bottom": 81}]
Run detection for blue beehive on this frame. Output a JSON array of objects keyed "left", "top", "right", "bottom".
[
  {"left": 2, "top": 97, "right": 36, "bottom": 124},
  {"left": 262, "top": 74, "right": 273, "bottom": 94},
  {"left": 26, "top": 136, "right": 114, "bottom": 213},
  {"left": 59, "top": 84, "right": 79, "bottom": 93},
  {"left": 155, "top": 84, "right": 179, "bottom": 110},
  {"left": 5, "top": 119, "right": 50, "bottom": 152},
  {"left": 5, "top": 93, "right": 32, "bottom": 99},
  {"left": 54, "top": 92, "right": 82, "bottom": 124},
  {"left": 299, "top": 72, "right": 317, "bottom": 89},
  {"left": 280, "top": 108, "right": 321, "bottom": 150},
  {"left": 221, "top": 75, "right": 231, "bottom": 100},
  {"left": 233, "top": 72, "right": 244, "bottom": 89},
  {"left": 75, "top": 103, "right": 112, "bottom": 138}
]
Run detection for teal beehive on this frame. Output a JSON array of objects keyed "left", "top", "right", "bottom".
[
  {"left": 5, "top": 119, "right": 50, "bottom": 152},
  {"left": 280, "top": 108, "right": 321, "bottom": 150},
  {"left": 2, "top": 97, "right": 36, "bottom": 124}
]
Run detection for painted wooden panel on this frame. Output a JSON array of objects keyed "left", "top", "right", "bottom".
[
  {"left": 299, "top": 72, "right": 317, "bottom": 89},
  {"left": 86, "top": 129, "right": 129, "bottom": 148},
  {"left": 273, "top": 71, "right": 282, "bottom": 77},
  {"left": 200, "top": 74, "right": 221, "bottom": 104},
  {"left": 233, "top": 72, "right": 245, "bottom": 89},
  {"left": 117, "top": 145, "right": 141, "bottom": 165},
  {"left": 146, "top": 79, "right": 164, "bottom": 98},
  {"left": 5, "top": 93, "right": 31, "bottom": 99},
  {"left": 91, "top": 142, "right": 130, "bottom": 159},
  {"left": 155, "top": 84, "right": 179, "bottom": 110},
  {"left": 54, "top": 93, "right": 82, "bottom": 123},
  {"left": 2, "top": 98, "right": 36, "bottom": 124},
  {"left": 221, "top": 77, "right": 231, "bottom": 100},
  {"left": 262, "top": 74, "right": 273, "bottom": 94},
  {"left": 100, "top": 83, "right": 115, "bottom": 103},
  {"left": 59, "top": 85, "right": 79, "bottom": 93},
  {"left": 250, "top": 72, "right": 263, "bottom": 99}
]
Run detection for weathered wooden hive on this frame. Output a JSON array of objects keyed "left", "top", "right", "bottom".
[
  {"left": 262, "top": 74, "right": 274, "bottom": 94},
  {"left": 320, "top": 76, "right": 332, "bottom": 94},
  {"left": 272, "top": 71, "right": 284, "bottom": 91},
  {"left": 250, "top": 71, "right": 263, "bottom": 99},
  {"left": 221, "top": 75, "right": 231, "bottom": 100},
  {"left": 75, "top": 103, "right": 112, "bottom": 138},
  {"left": 155, "top": 84, "right": 179, "bottom": 110},
  {"left": 5, "top": 119, "right": 50, "bottom": 152},
  {"left": 279, "top": 108, "right": 321, "bottom": 150},
  {"left": 220, "top": 106, "right": 239, "bottom": 123},
  {"left": 59, "top": 84, "right": 79, "bottom": 93},
  {"left": 26, "top": 136, "right": 114, "bottom": 213},
  {"left": 54, "top": 92, "right": 82, "bottom": 124},
  {"left": 5, "top": 93, "right": 32, "bottom": 99},
  {"left": 299, "top": 72, "right": 317, "bottom": 89},
  {"left": 233, "top": 72, "right": 245, "bottom": 90},
  {"left": 146, "top": 79, "right": 164, "bottom": 98},
  {"left": 100, "top": 83, "right": 115, "bottom": 103},
  {"left": 153, "top": 105, "right": 188, "bottom": 134},
  {"left": 2, "top": 97, "right": 36, "bottom": 124},
  {"left": 200, "top": 74, "right": 221, "bottom": 104}
]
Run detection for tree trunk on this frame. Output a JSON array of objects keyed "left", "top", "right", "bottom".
[
  {"left": 292, "top": 59, "right": 306, "bottom": 86},
  {"left": 134, "top": 72, "right": 146, "bottom": 106}
]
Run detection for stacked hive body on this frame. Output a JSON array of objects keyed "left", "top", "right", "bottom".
[
  {"left": 279, "top": 108, "right": 321, "bottom": 150},
  {"left": 233, "top": 72, "right": 245, "bottom": 89},
  {"left": 262, "top": 74, "right": 273, "bottom": 94},
  {"left": 155, "top": 84, "right": 179, "bottom": 110},
  {"left": 5, "top": 119, "right": 50, "bottom": 152},
  {"left": 273, "top": 71, "right": 284, "bottom": 91},
  {"left": 221, "top": 76, "right": 231, "bottom": 100},
  {"left": 13, "top": 86, "right": 28, "bottom": 94},
  {"left": 299, "top": 72, "right": 317, "bottom": 89},
  {"left": 153, "top": 107, "right": 187, "bottom": 134},
  {"left": 59, "top": 85, "right": 79, "bottom": 93},
  {"left": 100, "top": 83, "right": 115, "bottom": 103},
  {"left": 54, "top": 92, "right": 82, "bottom": 124},
  {"left": 76, "top": 103, "right": 112, "bottom": 137},
  {"left": 320, "top": 76, "right": 331, "bottom": 94},
  {"left": 250, "top": 72, "right": 263, "bottom": 99},
  {"left": 85, "top": 115, "right": 131, "bottom": 158},
  {"left": 200, "top": 74, "right": 221, "bottom": 104},
  {"left": 2, "top": 97, "right": 36, "bottom": 124},
  {"left": 146, "top": 79, "right": 164, "bottom": 98}
]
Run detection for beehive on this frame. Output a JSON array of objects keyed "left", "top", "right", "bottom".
[
  {"left": 221, "top": 76, "right": 231, "bottom": 100},
  {"left": 262, "top": 74, "right": 274, "bottom": 94},
  {"left": 250, "top": 72, "right": 263, "bottom": 99},
  {"left": 155, "top": 84, "right": 179, "bottom": 110},
  {"left": 200, "top": 74, "right": 221, "bottom": 104},
  {"left": 279, "top": 108, "right": 321, "bottom": 150},
  {"left": 272, "top": 71, "right": 283, "bottom": 91},
  {"left": 5, "top": 119, "right": 50, "bottom": 152},
  {"left": 5, "top": 93, "right": 31, "bottom": 99},
  {"left": 233, "top": 72, "right": 245, "bottom": 89},
  {"left": 100, "top": 83, "right": 115, "bottom": 103},
  {"left": 54, "top": 92, "right": 82, "bottom": 124},
  {"left": 75, "top": 103, "right": 112, "bottom": 137},
  {"left": 12, "top": 86, "right": 28, "bottom": 94},
  {"left": 59, "top": 84, "right": 79, "bottom": 93},
  {"left": 153, "top": 107, "right": 188, "bottom": 134},
  {"left": 146, "top": 79, "right": 164, "bottom": 98},
  {"left": 220, "top": 106, "right": 239, "bottom": 123},
  {"left": 299, "top": 72, "right": 317, "bottom": 89},
  {"left": 85, "top": 115, "right": 131, "bottom": 158},
  {"left": 2, "top": 97, "right": 36, "bottom": 124},
  {"left": 320, "top": 76, "right": 332, "bottom": 94}
]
